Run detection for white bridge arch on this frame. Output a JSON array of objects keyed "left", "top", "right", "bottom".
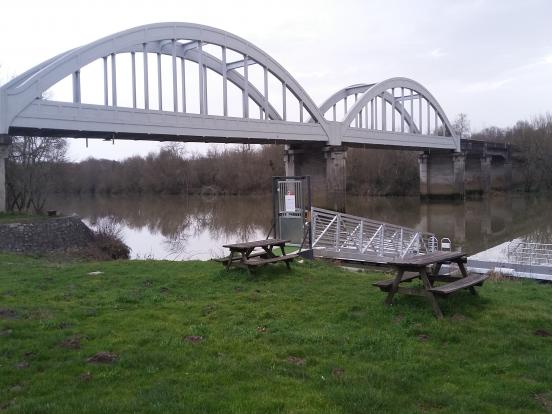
[{"left": 0, "top": 22, "right": 459, "bottom": 151}]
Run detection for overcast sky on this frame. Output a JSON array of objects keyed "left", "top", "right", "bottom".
[{"left": 1, "top": 0, "right": 551, "bottom": 161}]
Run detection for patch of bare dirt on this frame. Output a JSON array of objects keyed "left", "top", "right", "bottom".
[
  {"left": 535, "top": 329, "right": 552, "bottom": 337},
  {"left": 286, "top": 356, "right": 306, "bottom": 366},
  {"left": 184, "top": 335, "right": 204, "bottom": 344},
  {"left": 0, "top": 308, "right": 17, "bottom": 319},
  {"left": 86, "top": 352, "right": 118, "bottom": 364},
  {"left": 535, "top": 393, "right": 552, "bottom": 411},
  {"left": 59, "top": 335, "right": 83, "bottom": 349},
  {"left": 332, "top": 367, "right": 345, "bottom": 379}
]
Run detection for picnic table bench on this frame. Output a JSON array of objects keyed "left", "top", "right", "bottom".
[
  {"left": 372, "top": 251, "right": 488, "bottom": 318},
  {"left": 218, "top": 238, "right": 298, "bottom": 273}
]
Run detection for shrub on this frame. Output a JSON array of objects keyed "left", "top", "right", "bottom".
[{"left": 92, "top": 217, "right": 130, "bottom": 260}]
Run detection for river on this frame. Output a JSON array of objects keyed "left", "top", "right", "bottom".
[{"left": 47, "top": 194, "right": 552, "bottom": 260}]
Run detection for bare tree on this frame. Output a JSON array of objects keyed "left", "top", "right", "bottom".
[
  {"left": 453, "top": 113, "right": 471, "bottom": 139},
  {"left": 6, "top": 136, "right": 67, "bottom": 213}
]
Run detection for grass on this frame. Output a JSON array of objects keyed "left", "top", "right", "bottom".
[
  {"left": 0, "top": 212, "right": 46, "bottom": 224},
  {"left": 0, "top": 253, "right": 551, "bottom": 413}
]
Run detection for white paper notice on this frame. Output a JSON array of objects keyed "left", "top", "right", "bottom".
[{"left": 285, "top": 194, "right": 296, "bottom": 211}]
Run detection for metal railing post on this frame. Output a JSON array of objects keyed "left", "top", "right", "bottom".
[
  {"left": 359, "top": 220, "right": 364, "bottom": 253},
  {"left": 380, "top": 224, "right": 385, "bottom": 256},
  {"left": 400, "top": 228, "right": 404, "bottom": 256},
  {"left": 335, "top": 213, "right": 341, "bottom": 250}
]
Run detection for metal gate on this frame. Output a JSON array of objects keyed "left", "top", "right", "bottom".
[{"left": 272, "top": 176, "right": 311, "bottom": 247}]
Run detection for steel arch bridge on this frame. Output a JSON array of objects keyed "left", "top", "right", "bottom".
[{"left": 0, "top": 22, "right": 459, "bottom": 152}]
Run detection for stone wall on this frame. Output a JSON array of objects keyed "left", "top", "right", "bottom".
[{"left": 0, "top": 215, "right": 94, "bottom": 253}]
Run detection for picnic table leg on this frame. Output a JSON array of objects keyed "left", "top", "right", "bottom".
[
  {"left": 384, "top": 269, "right": 404, "bottom": 306},
  {"left": 430, "top": 263, "right": 442, "bottom": 285},
  {"left": 420, "top": 267, "right": 444, "bottom": 319},
  {"left": 262, "top": 245, "right": 277, "bottom": 259},
  {"left": 457, "top": 260, "right": 477, "bottom": 295},
  {"left": 280, "top": 244, "right": 292, "bottom": 270},
  {"left": 225, "top": 250, "right": 236, "bottom": 271}
]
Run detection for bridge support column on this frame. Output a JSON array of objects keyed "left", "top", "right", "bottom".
[
  {"left": 0, "top": 135, "right": 11, "bottom": 213},
  {"left": 464, "top": 155, "right": 491, "bottom": 195},
  {"left": 284, "top": 144, "right": 347, "bottom": 211},
  {"left": 491, "top": 158, "right": 512, "bottom": 191},
  {"left": 419, "top": 151, "right": 465, "bottom": 199}
]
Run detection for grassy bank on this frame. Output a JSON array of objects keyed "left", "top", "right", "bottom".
[
  {"left": 0, "top": 212, "right": 44, "bottom": 224},
  {"left": 0, "top": 254, "right": 551, "bottom": 413}
]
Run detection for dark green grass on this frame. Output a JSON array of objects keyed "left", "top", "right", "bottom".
[
  {"left": 0, "top": 212, "right": 42, "bottom": 224},
  {"left": 0, "top": 253, "right": 551, "bottom": 413}
]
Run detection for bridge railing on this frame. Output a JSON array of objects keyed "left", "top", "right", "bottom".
[{"left": 311, "top": 207, "right": 438, "bottom": 258}]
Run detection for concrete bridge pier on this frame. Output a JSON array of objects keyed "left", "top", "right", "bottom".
[
  {"left": 491, "top": 158, "right": 513, "bottom": 191},
  {"left": 464, "top": 155, "right": 491, "bottom": 196},
  {"left": 284, "top": 144, "right": 347, "bottom": 211},
  {"left": 0, "top": 136, "right": 11, "bottom": 213},
  {"left": 419, "top": 151, "right": 465, "bottom": 200}
]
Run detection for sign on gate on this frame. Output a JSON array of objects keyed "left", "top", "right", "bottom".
[{"left": 285, "top": 191, "right": 296, "bottom": 212}]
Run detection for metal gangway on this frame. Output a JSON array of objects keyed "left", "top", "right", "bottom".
[
  {"left": 310, "top": 207, "right": 441, "bottom": 262},
  {"left": 507, "top": 241, "right": 552, "bottom": 267}
]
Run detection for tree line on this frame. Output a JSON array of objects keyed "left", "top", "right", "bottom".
[
  {"left": 472, "top": 114, "right": 552, "bottom": 192},
  {"left": 5, "top": 113, "right": 552, "bottom": 213},
  {"left": 44, "top": 144, "right": 420, "bottom": 198}
]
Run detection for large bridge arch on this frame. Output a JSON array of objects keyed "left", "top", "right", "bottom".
[{"left": 0, "top": 22, "right": 331, "bottom": 143}]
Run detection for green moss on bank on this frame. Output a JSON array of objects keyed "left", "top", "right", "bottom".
[
  {"left": 0, "top": 212, "right": 47, "bottom": 224},
  {"left": 0, "top": 253, "right": 551, "bottom": 413}
]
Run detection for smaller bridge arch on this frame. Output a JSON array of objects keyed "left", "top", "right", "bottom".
[
  {"left": 337, "top": 78, "right": 459, "bottom": 151},
  {"left": 317, "top": 83, "right": 420, "bottom": 134}
]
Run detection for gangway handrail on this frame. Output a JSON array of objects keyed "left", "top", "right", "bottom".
[
  {"left": 311, "top": 207, "right": 439, "bottom": 259},
  {"left": 507, "top": 240, "right": 552, "bottom": 266}
]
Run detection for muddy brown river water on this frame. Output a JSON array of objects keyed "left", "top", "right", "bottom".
[{"left": 47, "top": 194, "right": 552, "bottom": 260}]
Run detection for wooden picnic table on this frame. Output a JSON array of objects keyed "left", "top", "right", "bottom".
[
  {"left": 219, "top": 238, "right": 298, "bottom": 272},
  {"left": 372, "top": 251, "right": 488, "bottom": 318}
]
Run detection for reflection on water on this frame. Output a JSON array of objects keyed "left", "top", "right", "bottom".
[{"left": 48, "top": 194, "right": 552, "bottom": 260}]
